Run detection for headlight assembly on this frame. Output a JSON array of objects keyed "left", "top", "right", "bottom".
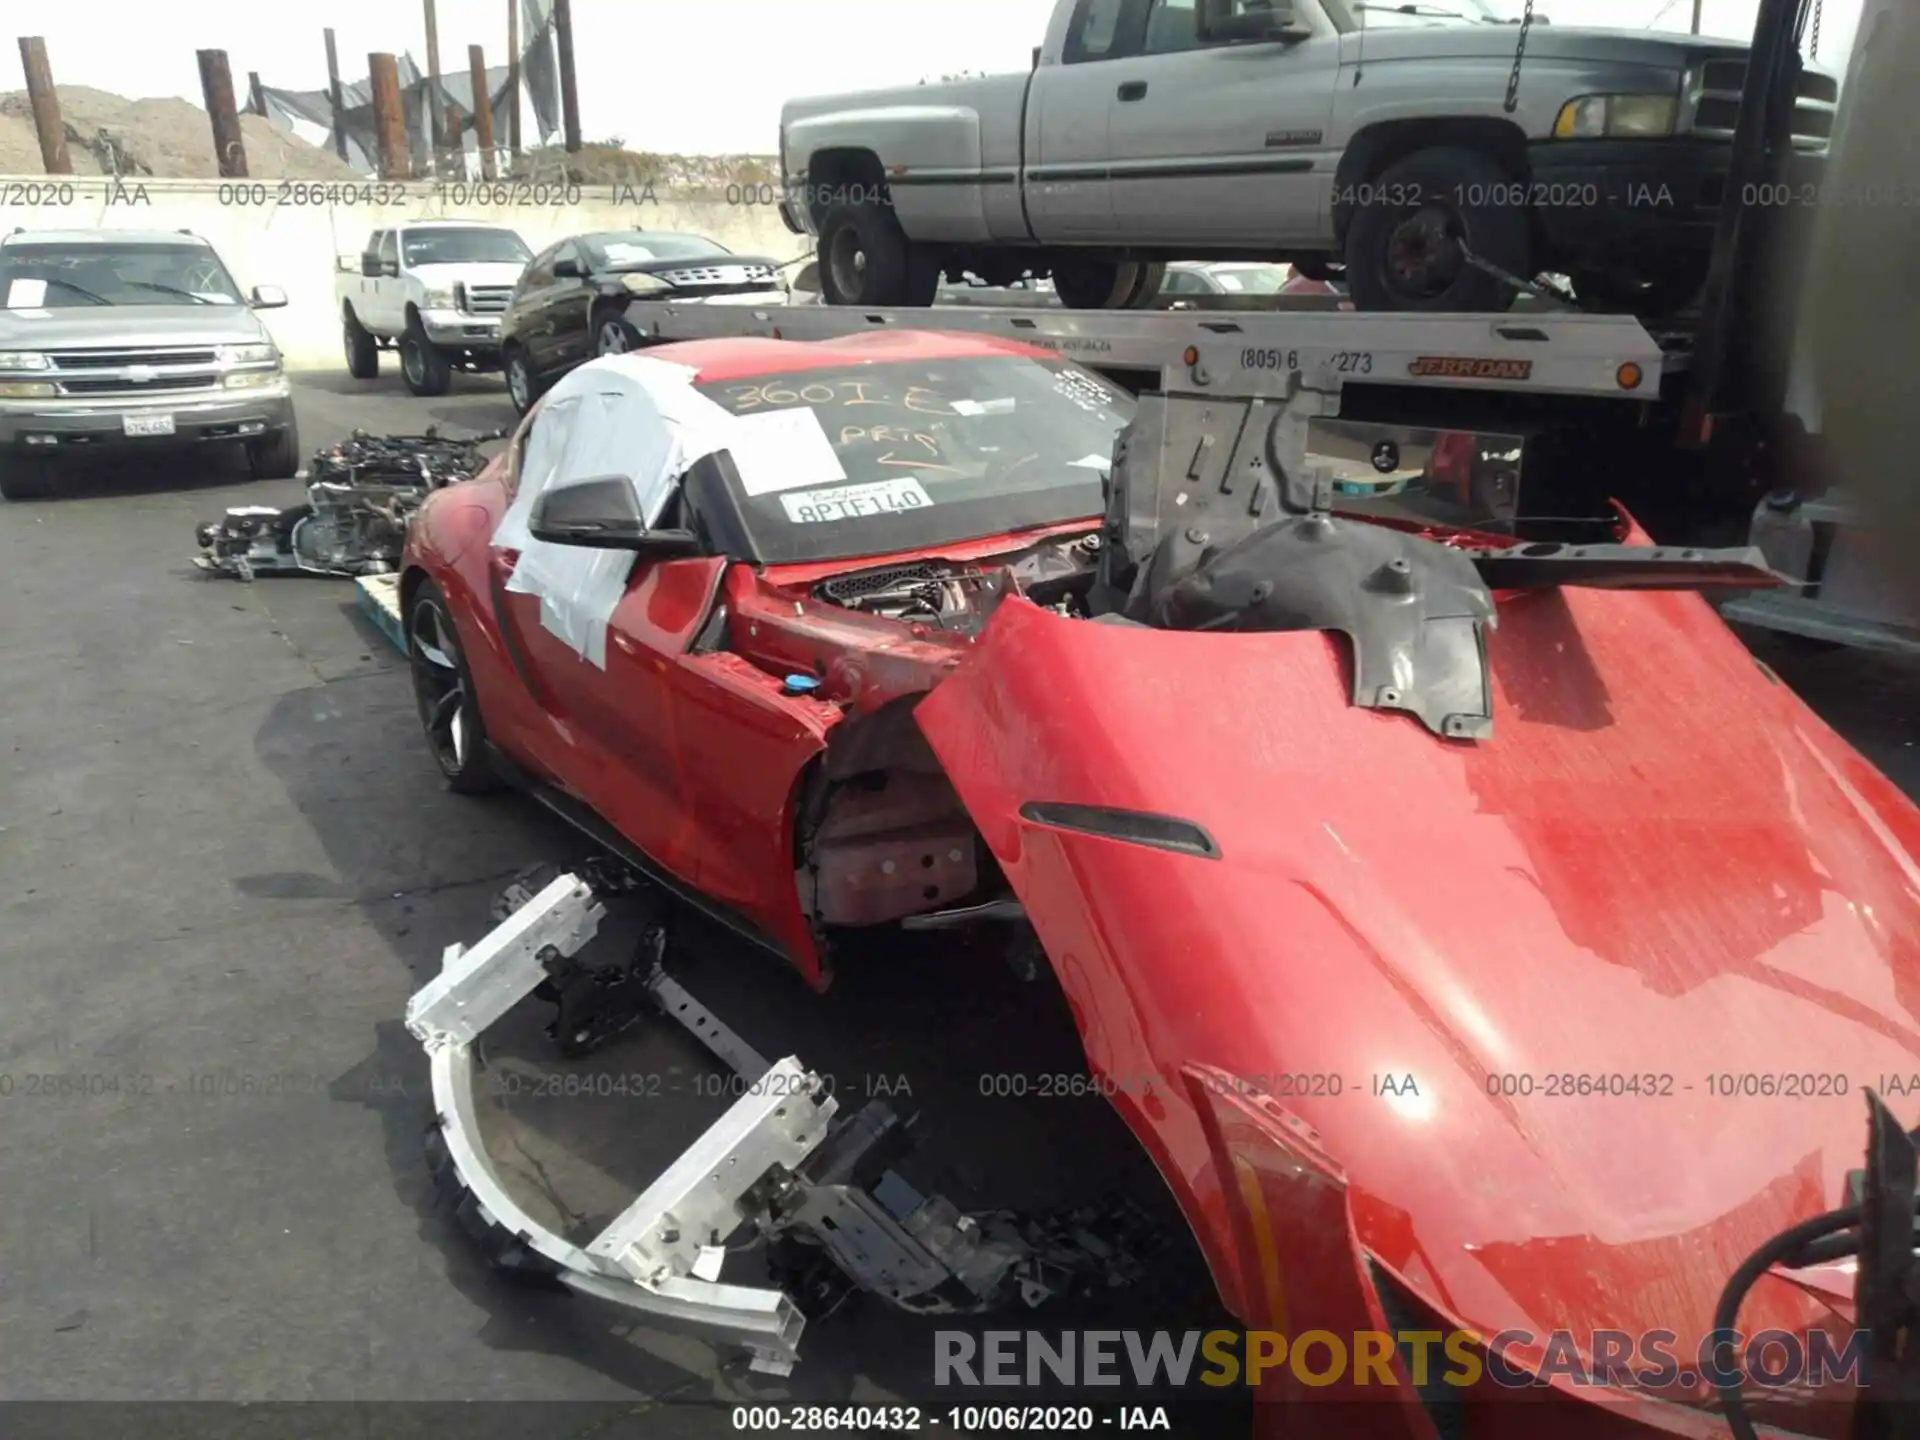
[
  {"left": 0, "top": 351, "right": 50, "bottom": 371},
  {"left": 1553, "top": 94, "right": 1678, "bottom": 139},
  {"left": 217, "top": 343, "right": 279, "bottom": 367}
]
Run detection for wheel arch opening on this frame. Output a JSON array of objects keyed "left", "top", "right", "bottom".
[
  {"left": 803, "top": 146, "right": 888, "bottom": 231},
  {"left": 1332, "top": 118, "right": 1532, "bottom": 246}
]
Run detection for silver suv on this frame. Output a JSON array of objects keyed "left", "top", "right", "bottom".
[{"left": 0, "top": 229, "right": 296, "bottom": 500}]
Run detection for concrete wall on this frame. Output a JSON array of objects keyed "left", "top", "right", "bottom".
[{"left": 0, "top": 175, "right": 812, "bottom": 368}]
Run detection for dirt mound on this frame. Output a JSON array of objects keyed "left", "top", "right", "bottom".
[
  {"left": 0, "top": 84, "right": 358, "bottom": 179},
  {"left": 510, "top": 144, "right": 778, "bottom": 189}
]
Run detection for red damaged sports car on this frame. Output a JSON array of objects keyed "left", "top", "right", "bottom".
[{"left": 399, "top": 330, "right": 1920, "bottom": 1438}]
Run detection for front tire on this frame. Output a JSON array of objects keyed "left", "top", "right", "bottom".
[
  {"left": 594, "top": 312, "right": 640, "bottom": 356},
  {"left": 1344, "top": 147, "right": 1532, "bottom": 313},
  {"left": 0, "top": 453, "right": 53, "bottom": 500},
  {"left": 817, "top": 198, "right": 941, "bottom": 306},
  {"left": 400, "top": 314, "right": 454, "bottom": 397},
  {"left": 503, "top": 343, "right": 539, "bottom": 417},
  {"left": 343, "top": 308, "right": 379, "bottom": 379},
  {"left": 408, "top": 577, "right": 505, "bottom": 795},
  {"left": 246, "top": 419, "right": 302, "bottom": 480}
]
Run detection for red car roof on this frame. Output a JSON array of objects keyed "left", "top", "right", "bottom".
[{"left": 644, "top": 329, "right": 1057, "bottom": 383}]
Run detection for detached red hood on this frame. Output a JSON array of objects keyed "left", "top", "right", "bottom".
[{"left": 914, "top": 583, "right": 1920, "bottom": 1375}]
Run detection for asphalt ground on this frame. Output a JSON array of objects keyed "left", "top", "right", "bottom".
[
  {"left": 0, "top": 369, "right": 1244, "bottom": 1440},
  {"left": 0, "top": 369, "right": 1913, "bottom": 1438}
]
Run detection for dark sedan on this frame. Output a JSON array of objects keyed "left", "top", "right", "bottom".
[{"left": 499, "top": 231, "right": 787, "bottom": 413}]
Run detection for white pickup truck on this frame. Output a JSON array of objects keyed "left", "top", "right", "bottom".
[
  {"left": 336, "top": 221, "right": 532, "bottom": 396},
  {"left": 779, "top": 0, "right": 1837, "bottom": 314}
]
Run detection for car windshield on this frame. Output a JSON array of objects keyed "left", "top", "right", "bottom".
[
  {"left": 0, "top": 242, "right": 245, "bottom": 308},
  {"left": 693, "top": 355, "right": 1135, "bottom": 565},
  {"left": 582, "top": 232, "right": 731, "bottom": 268},
  {"left": 401, "top": 228, "right": 530, "bottom": 266}
]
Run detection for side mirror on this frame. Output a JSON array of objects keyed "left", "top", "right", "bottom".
[
  {"left": 249, "top": 284, "right": 287, "bottom": 309},
  {"left": 382, "top": 259, "right": 401, "bottom": 278},
  {"left": 1198, "top": 0, "right": 1309, "bottom": 42},
  {"left": 360, "top": 252, "right": 381, "bottom": 276},
  {"left": 553, "top": 256, "right": 583, "bottom": 279},
  {"left": 529, "top": 475, "right": 705, "bottom": 555}
]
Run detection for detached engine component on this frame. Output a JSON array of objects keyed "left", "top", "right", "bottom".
[
  {"left": 194, "top": 426, "right": 501, "bottom": 580},
  {"left": 405, "top": 870, "right": 1150, "bottom": 1376}
]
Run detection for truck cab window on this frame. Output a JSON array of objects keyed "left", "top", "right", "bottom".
[
  {"left": 1066, "top": 0, "right": 1128, "bottom": 60},
  {"left": 1143, "top": 0, "right": 1202, "bottom": 53},
  {"left": 376, "top": 231, "right": 398, "bottom": 268}
]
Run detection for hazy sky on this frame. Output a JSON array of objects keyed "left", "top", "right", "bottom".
[{"left": 18, "top": 0, "right": 1862, "bottom": 155}]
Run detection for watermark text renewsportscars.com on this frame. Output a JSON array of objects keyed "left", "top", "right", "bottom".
[{"left": 934, "top": 1328, "right": 1872, "bottom": 1391}]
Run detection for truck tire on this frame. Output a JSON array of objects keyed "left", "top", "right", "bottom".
[
  {"left": 1344, "top": 147, "right": 1531, "bottom": 313},
  {"left": 343, "top": 307, "right": 379, "bottom": 379},
  {"left": 0, "top": 453, "right": 53, "bottom": 500},
  {"left": 1572, "top": 259, "right": 1707, "bottom": 319},
  {"left": 817, "top": 199, "right": 940, "bottom": 306},
  {"left": 1122, "top": 262, "right": 1167, "bottom": 309},
  {"left": 246, "top": 419, "right": 302, "bottom": 480},
  {"left": 400, "top": 314, "right": 454, "bottom": 397},
  {"left": 1053, "top": 259, "right": 1154, "bottom": 310}
]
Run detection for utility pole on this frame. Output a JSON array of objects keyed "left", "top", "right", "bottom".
[
  {"left": 505, "top": 0, "right": 521, "bottom": 158},
  {"left": 16, "top": 37, "right": 72, "bottom": 175},
  {"left": 553, "top": 0, "right": 581, "bottom": 154},
  {"left": 1690, "top": 0, "right": 1703, "bottom": 34},
  {"left": 469, "top": 45, "right": 496, "bottom": 180},
  {"left": 196, "top": 49, "right": 248, "bottom": 178},
  {"left": 423, "top": 0, "right": 444, "bottom": 171},
  {"left": 323, "top": 28, "right": 349, "bottom": 162},
  {"left": 369, "top": 52, "right": 409, "bottom": 180}
]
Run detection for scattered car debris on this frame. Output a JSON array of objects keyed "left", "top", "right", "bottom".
[
  {"left": 193, "top": 427, "right": 503, "bottom": 581},
  {"left": 406, "top": 862, "right": 1157, "bottom": 1375}
]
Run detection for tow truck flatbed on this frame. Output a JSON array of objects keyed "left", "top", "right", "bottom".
[{"left": 623, "top": 299, "right": 1678, "bottom": 403}]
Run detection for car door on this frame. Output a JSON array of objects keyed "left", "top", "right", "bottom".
[
  {"left": 505, "top": 245, "right": 559, "bottom": 372},
  {"left": 374, "top": 229, "right": 402, "bottom": 328},
  {"left": 1105, "top": 0, "right": 1341, "bottom": 246},
  {"left": 488, "top": 378, "right": 699, "bottom": 864},
  {"left": 543, "top": 242, "right": 597, "bottom": 375},
  {"left": 1024, "top": 0, "right": 1148, "bottom": 239}
]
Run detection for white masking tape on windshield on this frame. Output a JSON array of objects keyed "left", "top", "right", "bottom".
[
  {"left": 6, "top": 279, "right": 46, "bottom": 307},
  {"left": 730, "top": 407, "right": 847, "bottom": 496},
  {"left": 780, "top": 477, "right": 932, "bottom": 524},
  {"left": 950, "top": 397, "right": 1017, "bottom": 417},
  {"left": 601, "top": 243, "right": 656, "bottom": 264},
  {"left": 1068, "top": 453, "right": 1110, "bottom": 470}
]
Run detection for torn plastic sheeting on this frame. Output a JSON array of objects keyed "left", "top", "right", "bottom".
[{"left": 491, "top": 355, "right": 741, "bottom": 668}]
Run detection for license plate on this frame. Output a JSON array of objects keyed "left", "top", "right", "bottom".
[{"left": 123, "top": 413, "right": 175, "bottom": 437}]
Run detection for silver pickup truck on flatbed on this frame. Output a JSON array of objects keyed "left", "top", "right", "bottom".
[{"left": 778, "top": 0, "right": 1836, "bottom": 315}]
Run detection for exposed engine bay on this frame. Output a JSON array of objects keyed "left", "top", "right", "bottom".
[
  {"left": 193, "top": 427, "right": 503, "bottom": 581},
  {"left": 811, "top": 532, "right": 1103, "bottom": 635}
]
